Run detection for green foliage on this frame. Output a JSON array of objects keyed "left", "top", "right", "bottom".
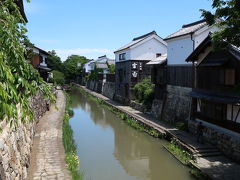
[
  {"left": 46, "top": 50, "right": 64, "bottom": 72},
  {"left": 87, "top": 63, "right": 102, "bottom": 81},
  {"left": 175, "top": 121, "right": 188, "bottom": 131},
  {"left": 0, "top": 0, "right": 54, "bottom": 125},
  {"left": 200, "top": 0, "right": 240, "bottom": 49},
  {"left": 166, "top": 139, "right": 194, "bottom": 165},
  {"left": 63, "top": 55, "right": 89, "bottom": 82},
  {"left": 133, "top": 77, "right": 154, "bottom": 106},
  {"left": 50, "top": 70, "right": 65, "bottom": 85},
  {"left": 106, "top": 61, "right": 115, "bottom": 74},
  {"left": 63, "top": 93, "right": 83, "bottom": 180},
  {"left": 190, "top": 168, "right": 210, "bottom": 180}
]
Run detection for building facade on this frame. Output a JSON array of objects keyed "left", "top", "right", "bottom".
[
  {"left": 30, "top": 46, "right": 52, "bottom": 81},
  {"left": 186, "top": 36, "right": 240, "bottom": 161},
  {"left": 114, "top": 31, "right": 167, "bottom": 104},
  {"left": 155, "top": 20, "right": 219, "bottom": 123}
]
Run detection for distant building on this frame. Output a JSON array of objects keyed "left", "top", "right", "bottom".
[
  {"left": 186, "top": 36, "right": 240, "bottom": 161},
  {"left": 82, "top": 55, "right": 115, "bottom": 84},
  {"left": 83, "top": 55, "right": 114, "bottom": 74},
  {"left": 114, "top": 31, "right": 167, "bottom": 104},
  {"left": 30, "top": 46, "right": 52, "bottom": 81}
]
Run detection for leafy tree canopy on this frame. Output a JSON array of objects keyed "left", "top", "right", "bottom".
[
  {"left": 46, "top": 50, "right": 64, "bottom": 72},
  {"left": 63, "top": 55, "right": 89, "bottom": 81},
  {"left": 201, "top": 0, "right": 240, "bottom": 49},
  {"left": 0, "top": 0, "right": 54, "bottom": 125}
]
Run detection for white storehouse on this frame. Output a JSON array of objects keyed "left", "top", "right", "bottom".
[
  {"left": 83, "top": 55, "right": 115, "bottom": 74},
  {"left": 114, "top": 31, "right": 167, "bottom": 104},
  {"left": 164, "top": 19, "right": 218, "bottom": 65},
  {"left": 115, "top": 31, "right": 167, "bottom": 62}
]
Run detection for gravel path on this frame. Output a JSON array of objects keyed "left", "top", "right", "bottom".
[{"left": 28, "top": 90, "right": 71, "bottom": 180}]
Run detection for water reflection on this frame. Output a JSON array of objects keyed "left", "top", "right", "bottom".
[{"left": 69, "top": 88, "right": 193, "bottom": 180}]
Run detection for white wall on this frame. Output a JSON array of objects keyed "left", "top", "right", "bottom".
[
  {"left": 40, "top": 54, "right": 47, "bottom": 66},
  {"left": 167, "top": 26, "right": 219, "bottom": 65},
  {"left": 227, "top": 105, "right": 240, "bottom": 123},
  {"left": 115, "top": 49, "right": 131, "bottom": 62},
  {"left": 130, "top": 38, "right": 167, "bottom": 60},
  {"left": 194, "top": 26, "right": 219, "bottom": 48},
  {"left": 84, "top": 61, "right": 95, "bottom": 73},
  {"left": 167, "top": 35, "right": 193, "bottom": 65}
]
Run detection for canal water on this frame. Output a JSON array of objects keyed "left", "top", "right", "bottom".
[{"left": 69, "top": 88, "right": 194, "bottom": 180}]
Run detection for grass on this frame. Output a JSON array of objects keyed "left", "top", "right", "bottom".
[
  {"left": 166, "top": 138, "right": 193, "bottom": 165},
  {"left": 189, "top": 168, "right": 210, "bottom": 180},
  {"left": 76, "top": 85, "right": 161, "bottom": 138},
  {"left": 175, "top": 121, "right": 188, "bottom": 131},
  {"left": 63, "top": 92, "right": 84, "bottom": 180}
]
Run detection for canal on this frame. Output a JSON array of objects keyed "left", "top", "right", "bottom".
[{"left": 69, "top": 88, "right": 194, "bottom": 180}]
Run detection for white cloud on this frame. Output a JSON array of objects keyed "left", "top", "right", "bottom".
[{"left": 54, "top": 48, "right": 114, "bottom": 61}]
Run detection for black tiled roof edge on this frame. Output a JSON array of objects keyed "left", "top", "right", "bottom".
[
  {"left": 132, "top": 31, "right": 157, "bottom": 41},
  {"left": 182, "top": 19, "right": 206, "bottom": 28}
]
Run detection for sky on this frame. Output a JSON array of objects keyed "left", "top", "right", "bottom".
[{"left": 24, "top": 0, "right": 213, "bottom": 61}]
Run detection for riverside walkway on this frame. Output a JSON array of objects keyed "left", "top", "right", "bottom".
[
  {"left": 78, "top": 85, "right": 240, "bottom": 180},
  {"left": 28, "top": 90, "right": 71, "bottom": 180}
]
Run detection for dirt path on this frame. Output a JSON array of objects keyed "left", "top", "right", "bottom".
[{"left": 28, "top": 90, "right": 71, "bottom": 180}]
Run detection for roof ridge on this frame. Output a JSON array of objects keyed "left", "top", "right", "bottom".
[
  {"left": 132, "top": 31, "right": 157, "bottom": 41},
  {"left": 182, "top": 19, "right": 206, "bottom": 28}
]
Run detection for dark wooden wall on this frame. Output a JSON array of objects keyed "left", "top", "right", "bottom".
[{"left": 167, "top": 65, "right": 193, "bottom": 88}]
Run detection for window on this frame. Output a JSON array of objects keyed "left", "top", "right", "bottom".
[
  {"left": 39, "top": 55, "right": 43, "bottom": 63},
  {"left": 119, "top": 53, "right": 126, "bottom": 60},
  {"left": 225, "top": 69, "right": 235, "bottom": 85},
  {"left": 200, "top": 100, "right": 227, "bottom": 121}
]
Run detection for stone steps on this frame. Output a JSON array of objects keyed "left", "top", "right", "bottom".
[
  {"left": 193, "top": 147, "right": 222, "bottom": 158},
  {"left": 194, "top": 151, "right": 222, "bottom": 158}
]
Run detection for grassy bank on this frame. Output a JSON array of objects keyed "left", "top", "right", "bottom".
[
  {"left": 165, "top": 138, "right": 193, "bottom": 165},
  {"left": 63, "top": 92, "right": 83, "bottom": 180},
  {"left": 166, "top": 138, "right": 209, "bottom": 180},
  {"left": 75, "top": 85, "right": 161, "bottom": 138}
]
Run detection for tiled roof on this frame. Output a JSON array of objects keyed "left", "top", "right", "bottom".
[
  {"left": 165, "top": 20, "right": 207, "bottom": 40},
  {"left": 96, "top": 63, "right": 108, "bottom": 69},
  {"left": 146, "top": 54, "right": 167, "bottom": 65},
  {"left": 114, "top": 31, "right": 158, "bottom": 53},
  {"left": 229, "top": 44, "right": 240, "bottom": 61}
]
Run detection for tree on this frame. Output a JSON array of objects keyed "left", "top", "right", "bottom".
[
  {"left": 46, "top": 50, "right": 64, "bottom": 72},
  {"left": 0, "top": 0, "right": 54, "bottom": 124},
  {"left": 49, "top": 70, "right": 65, "bottom": 85},
  {"left": 87, "top": 63, "right": 102, "bottom": 81},
  {"left": 201, "top": 0, "right": 240, "bottom": 49},
  {"left": 106, "top": 61, "right": 115, "bottom": 74},
  {"left": 63, "top": 55, "right": 89, "bottom": 82},
  {"left": 133, "top": 77, "right": 155, "bottom": 107}
]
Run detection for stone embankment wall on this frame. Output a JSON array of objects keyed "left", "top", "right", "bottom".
[
  {"left": 161, "top": 85, "right": 192, "bottom": 124},
  {"left": 102, "top": 82, "right": 115, "bottom": 100},
  {"left": 189, "top": 120, "right": 240, "bottom": 162},
  {"left": 86, "top": 81, "right": 102, "bottom": 93},
  {"left": 0, "top": 93, "right": 49, "bottom": 180},
  {"left": 86, "top": 81, "right": 116, "bottom": 100},
  {"left": 151, "top": 99, "right": 164, "bottom": 119},
  {"left": 130, "top": 101, "right": 148, "bottom": 113}
]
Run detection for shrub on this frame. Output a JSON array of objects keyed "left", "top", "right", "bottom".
[
  {"left": 133, "top": 77, "right": 155, "bottom": 106},
  {"left": 51, "top": 70, "right": 65, "bottom": 85}
]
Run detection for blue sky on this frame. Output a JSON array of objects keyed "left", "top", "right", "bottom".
[{"left": 24, "top": 0, "right": 213, "bottom": 61}]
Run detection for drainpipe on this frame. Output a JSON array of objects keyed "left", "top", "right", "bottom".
[{"left": 190, "top": 32, "right": 195, "bottom": 51}]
